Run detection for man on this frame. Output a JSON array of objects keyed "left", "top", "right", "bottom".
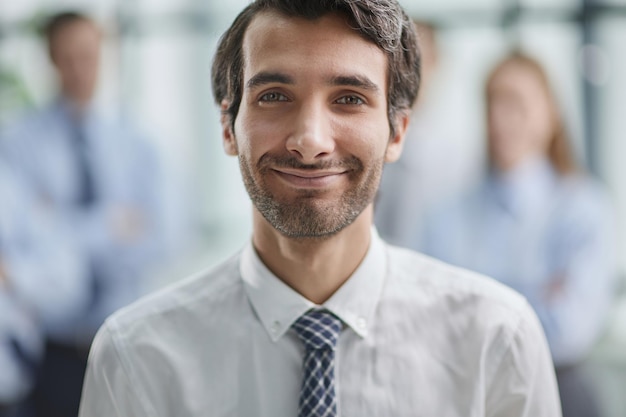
[
  {"left": 0, "top": 162, "right": 87, "bottom": 416},
  {"left": 0, "top": 11, "right": 167, "bottom": 417},
  {"left": 374, "top": 21, "right": 479, "bottom": 248},
  {"left": 79, "top": 1, "right": 562, "bottom": 416}
]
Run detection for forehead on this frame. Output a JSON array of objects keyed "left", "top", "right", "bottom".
[
  {"left": 50, "top": 20, "right": 100, "bottom": 49},
  {"left": 53, "top": 20, "right": 97, "bottom": 37},
  {"left": 241, "top": 11, "right": 388, "bottom": 87},
  {"left": 490, "top": 62, "right": 545, "bottom": 95}
]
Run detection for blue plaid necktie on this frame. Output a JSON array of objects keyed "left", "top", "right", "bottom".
[{"left": 292, "top": 309, "right": 342, "bottom": 417}]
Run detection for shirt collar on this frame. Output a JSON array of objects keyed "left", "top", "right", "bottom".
[
  {"left": 240, "top": 227, "right": 387, "bottom": 342},
  {"left": 54, "top": 95, "right": 97, "bottom": 126},
  {"left": 489, "top": 156, "right": 558, "bottom": 217}
]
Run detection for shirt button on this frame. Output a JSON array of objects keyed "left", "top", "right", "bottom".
[
  {"left": 271, "top": 321, "right": 281, "bottom": 334},
  {"left": 356, "top": 317, "right": 367, "bottom": 330}
]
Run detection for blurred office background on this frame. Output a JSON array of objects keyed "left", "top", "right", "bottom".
[{"left": 1, "top": 0, "right": 625, "bottom": 415}]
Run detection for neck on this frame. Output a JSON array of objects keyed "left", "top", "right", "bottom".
[
  {"left": 252, "top": 206, "right": 374, "bottom": 305},
  {"left": 62, "top": 93, "right": 92, "bottom": 116}
]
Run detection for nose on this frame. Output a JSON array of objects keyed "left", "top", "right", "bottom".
[{"left": 286, "top": 101, "right": 335, "bottom": 163}]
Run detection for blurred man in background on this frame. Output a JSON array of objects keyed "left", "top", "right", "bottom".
[
  {"left": 0, "top": 162, "right": 87, "bottom": 417},
  {"left": 0, "top": 11, "right": 169, "bottom": 417},
  {"left": 374, "top": 21, "right": 478, "bottom": 248}
]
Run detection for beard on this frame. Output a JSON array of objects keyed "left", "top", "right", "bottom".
[{"left": 239, "top": 152, "right": 383, "bottom": 239}]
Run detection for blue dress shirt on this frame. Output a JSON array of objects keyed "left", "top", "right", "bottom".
[
  {"left": 0, "top": 162, "right": 87, "bottom": 402},
  {"left": 419, "top": 157, "right": 617, "bottom": 366},
  {"left": 0, "top": 98, "right": 169, "bottom": 344}
]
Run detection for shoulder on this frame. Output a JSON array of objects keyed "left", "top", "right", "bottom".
[
  {"left": 0, "top": 104, "right": 63, "bottom": 158},
  {"left": 553, "top": 174, "right": 615, "bottom": 230},
  {"left": 383, "top": 244, "right": 553, "bottom": 389},
  {"left": 416, "top": 184, "right": 486, "bottom": 251},
  {"left": 385, "top": 244, "right": 533, "bottom": 332},
  {"left": 1, "top": 104, "right": 52, "bottom": 136},
  {"left": 102, "top": 251, "right": 244, "bottom": 344},
  {"left": 558, "top": 174, "right": 612, "bottom": 211},
  {"left": 427, "top": 183, "right": 486, "bottom": 222},
  {"left": 91, "top": 107, "right": 152, "bottom": 143},
  {"left": 89, "top": 109, "right": 159, "bottom": 159},
  {"left": 82, "top": 252, "right": 247, "bottom": 415},
  {"left": 387, "top": 244, "right": 526, "bottom": 302},
  {"left": 0, "top": 164, "right": 26, "bottom": 219}
]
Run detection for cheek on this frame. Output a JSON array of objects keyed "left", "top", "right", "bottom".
[
  {"left": 239, "top": 109, "right": 289, "bottom": 144},
  {"left": 489, "top": 104, "right": 534, "bottom": 151},
  {"left": 529, "top": 106, "right": 554, "bottom": 144},
  {"left": 335, "top": 115, "right": 390, "bottom": 158},
  {"left": 492, "top": 103, "right": 522, "bottom": 129}
]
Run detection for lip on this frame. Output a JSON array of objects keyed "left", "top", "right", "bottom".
[{"left": 272, "top": 168, "right": 347, "bottom": 188}]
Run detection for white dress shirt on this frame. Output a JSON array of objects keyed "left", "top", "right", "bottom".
[{"left": 79, "top": 230, "right": 561, "bottom": 417}]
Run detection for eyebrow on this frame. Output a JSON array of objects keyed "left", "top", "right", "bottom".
[
  {"left": 246, "top": 72, "right": 294, "bottom": 90},
  {"left": 328, "top": 74, "right": 380, "bottom": 93},
  {"left": 245, "top": 71, "right": 381, "bottom": 94}
]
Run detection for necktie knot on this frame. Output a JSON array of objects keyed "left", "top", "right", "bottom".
[{"left": 292, "top": 309, "right": 342, "bottom": 351}]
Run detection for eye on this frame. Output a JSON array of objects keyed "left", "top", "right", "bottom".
[
  {"left": 335, "top": 95, "right": 364, "bottom": 105},
  {"left": 259, "top": 92, "right": 289, "bottom": 102}
]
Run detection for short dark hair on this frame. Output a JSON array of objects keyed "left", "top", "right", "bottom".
[
  {"left": 211, "top": 0, "right": 421, "bottom": 137},
  {"left": 42, "top": 11, "right": 94, "bottom": 57}
]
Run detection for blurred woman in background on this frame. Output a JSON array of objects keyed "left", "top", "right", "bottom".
[{"left": 420, "top": 52, "right": 617, "bottom": 417}]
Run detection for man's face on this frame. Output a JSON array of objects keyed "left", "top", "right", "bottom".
[
  {"left": 222, "top": 11, "right": 406, "bottom": 239},
  {"left": 50, "top": 20, "right": 101, "bottom": 104}
]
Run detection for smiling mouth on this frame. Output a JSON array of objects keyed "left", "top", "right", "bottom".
[
  {"left": 275, "top": 167, "right": 347, "bottom": 178},
  {"left": 272, "top": 168, "right": 348, "bottom": 188}
]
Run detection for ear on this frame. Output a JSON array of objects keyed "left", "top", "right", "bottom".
[
  {"left": 384, "top": 111, "right": 410, "bottom": 163},
  {"left": 221, "top": 100, "right": 238, "bottom": 156}
]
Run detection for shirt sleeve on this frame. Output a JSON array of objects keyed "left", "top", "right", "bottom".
[
  {"left": 79, "top": 323, "right": 151, "bottom": 417},
  {"left": 486, "top": 301, "right": 562, "bottom": 417},
  {"left": 0, "top": 291, "right": 43, "bottom": 403},
  {"left": 0, "top": 167, "right": 89, "bottom": 327},
  {"left": 528, "top": 183, "right": 617, "bottom": 365},
  {"left": 80, "top": 131, "right": 171, "bottom": 335}
]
